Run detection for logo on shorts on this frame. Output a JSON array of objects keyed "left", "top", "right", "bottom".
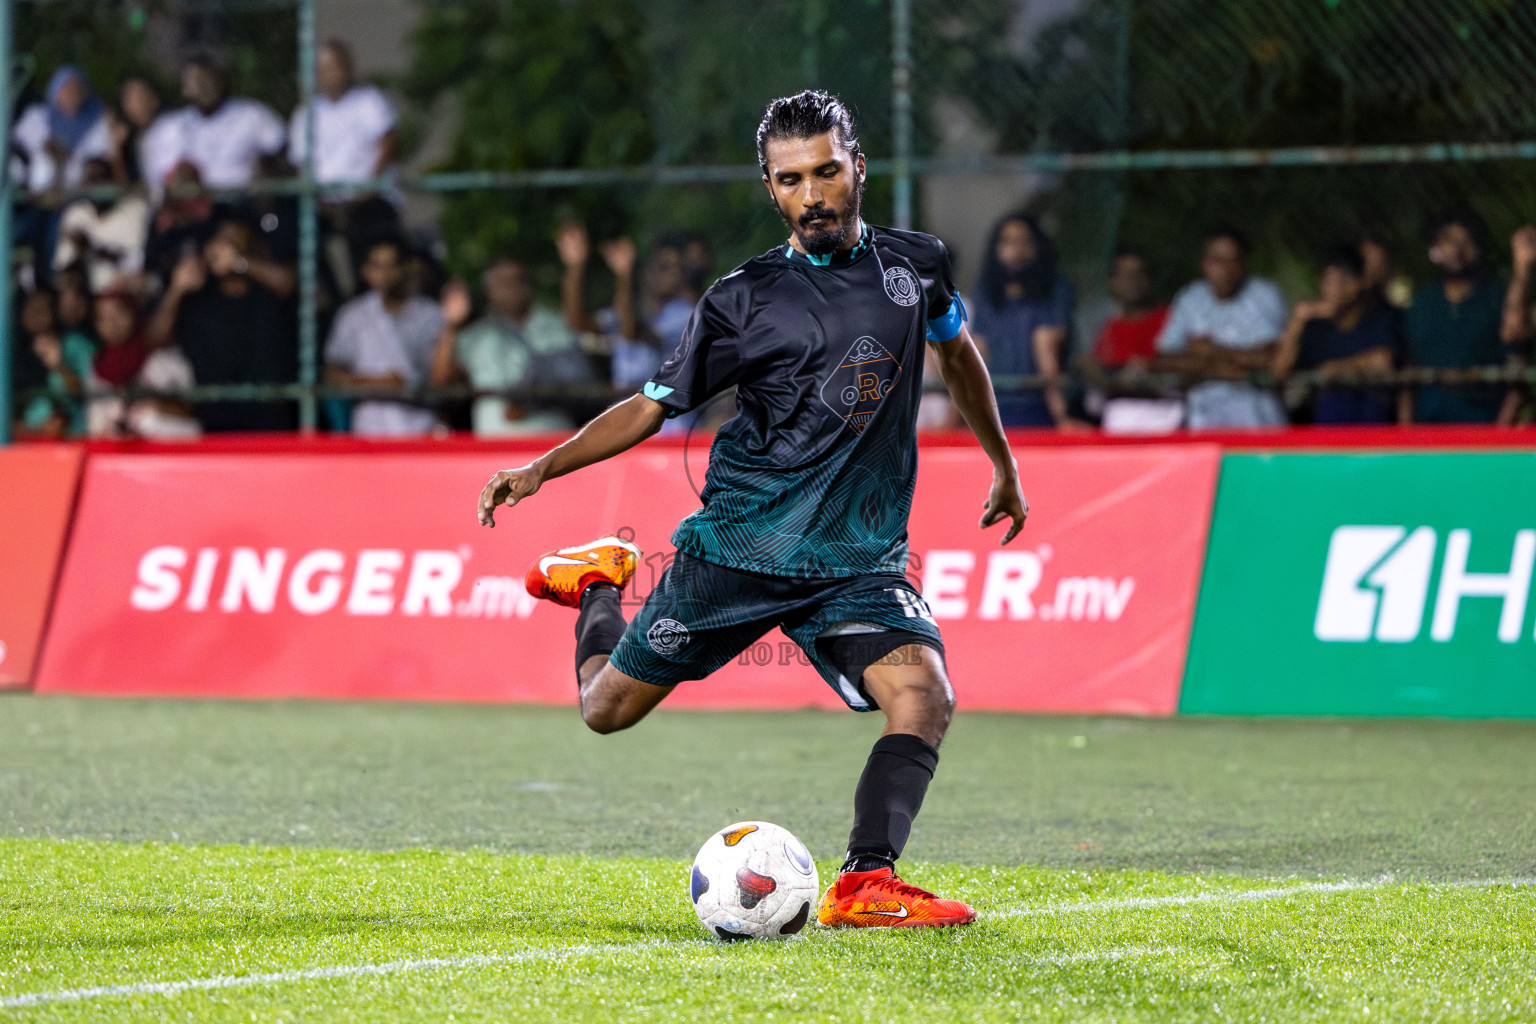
[
  {"left": 883, "top": 266, "right": 921, "bottom": 306},
  {"left": 647, "top": 618, "right": 690, "bottom": 654}
]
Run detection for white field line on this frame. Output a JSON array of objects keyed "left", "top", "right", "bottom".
[
  {"left": 988, "top": 875, "right": 1536, "bottom": 920},
  {"left": 4, "top": 877, "right": 1532, "bottom": 1010}
]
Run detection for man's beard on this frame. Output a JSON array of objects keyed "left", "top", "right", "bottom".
[{"left": 778, "top": 184, "right": 863, "bottom": 256}]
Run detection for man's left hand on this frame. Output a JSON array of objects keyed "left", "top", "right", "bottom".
[{"left": 980, "top": 474, "right": 1029, "bottom": 545}]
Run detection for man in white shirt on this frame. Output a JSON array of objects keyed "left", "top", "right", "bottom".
[
  {"left": 325, "top": 238, "right": 444, "bottom": 437},
  {"left": 288, "top": 40, "right": 398, "bottom": 191},
  {"left": 148, "top": 57, "right": 286, "bottom": 191},
  {"left": 1156, "top": 226, "right": 1290, "bottom": 429}
]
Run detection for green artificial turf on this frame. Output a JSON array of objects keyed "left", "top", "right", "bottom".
[
  {"left": 1, "top": 696, "right": 1534, "bottom": 1020},
  {"left": 1, "top": 840, "right": 1532, "bottom": 1022}
]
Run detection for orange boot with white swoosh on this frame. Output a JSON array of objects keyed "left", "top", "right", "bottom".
[
  {"left": 816, "top": 867, "right": 977, "bottom": 928},
  {"left": 524, "top": 536, "right": 641, "bottom": 608}
]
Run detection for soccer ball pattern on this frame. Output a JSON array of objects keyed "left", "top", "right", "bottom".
[{"left": 689, "top": 821, "right": 819, "bottom": 941}]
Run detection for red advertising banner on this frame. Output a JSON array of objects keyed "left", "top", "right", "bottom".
[
  {"left": 0, "top": 445, "right": 83, "bottom": 688},
  {"left": 36, "top": 442, "right": 1217, "bottom": 713}
]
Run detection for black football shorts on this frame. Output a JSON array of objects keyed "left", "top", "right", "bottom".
[{"left": 607, "top": 549, "right": 944, "bottom": 711}]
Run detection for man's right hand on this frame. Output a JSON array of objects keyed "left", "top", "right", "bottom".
[
  {"left": 478, "top": 464, "right": 544, "bottom": 527},
  {"left": 555, "top": 222, "right": 590, "bottom": 268}
]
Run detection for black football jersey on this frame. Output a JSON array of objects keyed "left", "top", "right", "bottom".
[{"left": 642, "top": 223, "right": 966, "bottom": 578}]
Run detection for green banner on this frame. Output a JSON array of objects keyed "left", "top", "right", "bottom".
[{"left": 1182, "top": 453, "right": 1536, "bottom": 717}]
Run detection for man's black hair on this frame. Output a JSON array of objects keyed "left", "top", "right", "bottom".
[
  {"left": 1320, "top": 242, "right": 1365, "bottom": 277},
  {"left": 1203, "top": 224, "right": 1252, "bottom": 257},
  {"left": 978, "top": 211, "right": 1058, "bottom": 307},
  {"left": 1423, "top": 204, "right": 1490, "bottom": 250},
  {"left": 756, "top": 90, "right": 861, "bottom": 175}
]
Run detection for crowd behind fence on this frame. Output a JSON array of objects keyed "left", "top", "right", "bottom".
[{"left": 11, "top": 38, "right": 1536, "bottom": 442}]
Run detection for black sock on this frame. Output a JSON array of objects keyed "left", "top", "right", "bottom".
[
  {"left": 574, "top": 584, "right": 627, "bottom": 681},
  {"left": 841, "top": 733, "right": 939, "bottom": 874}
]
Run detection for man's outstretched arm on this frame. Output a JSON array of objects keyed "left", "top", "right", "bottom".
[
  {"left": 930, "top": 324, "right": 1029, "bottom": 544},
  {"left": 477, "top": 394, "right": 669, "bottom": 526}
]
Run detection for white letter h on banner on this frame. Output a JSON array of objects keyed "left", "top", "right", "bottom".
[{"left": 1430, "top": 529, "right": 1536, "bottom": 643}]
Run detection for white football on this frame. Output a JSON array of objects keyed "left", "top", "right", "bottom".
[{"left": 689, "top": 821, "right": 820, "bottom": 941}]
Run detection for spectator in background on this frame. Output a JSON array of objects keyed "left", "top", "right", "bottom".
[
  {"left": 1359, "top": 229, "right": 1411, "bottom": 309},
  {"left": 106, "top": 75, "right": 164, "bottom": 184},
  {"left": 10, "top": 66, "right": 111, "bottom": 197},
  {"left": 87, "top": 290, "right": 201, "bottom": 440},
  {"left": 324, "top": 238, "right": 443, "bottom": 437},
  {"left": 54, "top": 263, "right": 95, "bottom": 341},
  {"left": 53, "top": 158, "right": 151, "bottom": 292},
  {"left": 1089, "top": 248, "right": 1178, "bottom": 434},
  {"left": 142, "top": 162, "right": 219, "bottom": 289},
  {"left": 969, "top": 212, "right": 1082, "bottom": 430},
  {"left": 146, "top": 217, "right": 298, "bottom": 432},
  {"left": 145, "top": 57, "right": 285, "bottom": 190},
  {"left": 288, "top": 40, "right": 398, "bottom": 192},
  {"left": 1402, "top": 207, "right": 1519, "bottom": 425},
  {"left": 1156, "top": 225, "right": 1288, "bottom": 429},
  {"left": 290, "top": 39, "right": 402, "bottom": 294},
  {"left": 16, "top": 286, "right": 94, "bottom": 438},
  {"left": 1093, "top": 249, "right": 1169, "bottom": 371},
  {"left": 1272, "top": 244, "right": 1401, "bottom": 424},
  {"left": 557, "top": 222, "right": 642, "bottom": 384},
  {"left": 1502, "top": 224, "right": 1536, "bottom": 384},
  {"left": 432, "top": 256, "right": 593, "bottom": 436}
]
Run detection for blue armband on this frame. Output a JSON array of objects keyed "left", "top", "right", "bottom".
[{"left": 925, "top": 295, "right": 967, "bottom": 343}]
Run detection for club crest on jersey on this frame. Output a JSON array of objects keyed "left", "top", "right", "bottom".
[
  {"left": 819, "top": 336, "right": 903, "bottom": 436},
  {"left": 647, "top": 618, "right": 690, "bottom": 655},
  {"left": 883, "top": 266, "right": 921, "bottom": 306}
]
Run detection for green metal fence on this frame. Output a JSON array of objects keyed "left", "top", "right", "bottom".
[{"left": 6, "top": 0, "right": 1536, "bottom": 442}]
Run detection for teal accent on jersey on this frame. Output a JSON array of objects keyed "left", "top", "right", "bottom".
[
  {"left": 642, "top": 381, "right": 675, "bottom": 401},
  {"left": 780, "top": 221, "right": 871, "bottom": 269}
]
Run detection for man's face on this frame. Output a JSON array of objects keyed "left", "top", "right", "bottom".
[
  {"left": 94, "top": 298, "right": 135, "bottom": 347},
  {"left": 1108, "top": 254, "right": 1152, "bottom": 308},
  {"left": 762, "top": 132, "right": 864, "bottom": 256},
  {"left": 21, "top": 291, "right": 54, "bottom": 337},
  {"left": 1319, "top": 265, "right": 1364, "bottom": 312},
  {"left": 121, "top": 79, "right": 159, "bottom": 129},
  {"left": 204, "top": 224, "right": 252, "bottom": 277},
  {"left": 1431, "top": 223, "right": 1480, "bottom": 278},
  {"left": 484, "top": 261, "right": 532, "bottom": 316},
  {"left": 1201, "top": 237, "right": 1246, "bottom": 299},
  {"left": 361, "top": 244, "right": 405, "bottom": 297},
  {"left": 181, "top": 65, "right": 222, "bottom": 112},
  {"left": 1359, "top": 240, "right": 1391, "bottom": 290},
  {"left": 995, "top": 220, "right": 1037, "bottom": 273},
  {"left": 647, "top": 247, "right": 686, "bottom": 302},
  {"left": 317, "top": 46, "right": 351, "bottom": 99}
]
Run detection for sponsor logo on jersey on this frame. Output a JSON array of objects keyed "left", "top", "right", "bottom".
[
  {"left": 819, "top": 335, "right": 903, "bottom": 436},
  {"left": 1314, "top": 525, "right": 1536, "bottom": 643},
  {"left": 647, "top": 617, "right": 691, "bottom": 654},
  {"left": 883, "top": 266, "right": 921, "bottom": 306}
]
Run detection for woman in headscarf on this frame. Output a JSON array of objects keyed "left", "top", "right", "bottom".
[
  {"left": 11, "top": 66, "right": 112, "bottom": 196},
  {"left": 968, "top": 212, "right": 1084, "bottom": 429}
]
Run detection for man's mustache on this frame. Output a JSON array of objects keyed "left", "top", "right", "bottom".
[{"left": 799, "top": 206, "right": 841, "bottom": 228}]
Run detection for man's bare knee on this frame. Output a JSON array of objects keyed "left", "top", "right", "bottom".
[{"left": 579, "top": 664, "right": 668, "bottom": 734}]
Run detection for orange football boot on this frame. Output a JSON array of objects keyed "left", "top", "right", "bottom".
[
  {"left": 816, "top": 867, "right": 977, "bottom": 928},
  {"left": 524, "top": 536, "right": 641, "bottom": 608}
]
